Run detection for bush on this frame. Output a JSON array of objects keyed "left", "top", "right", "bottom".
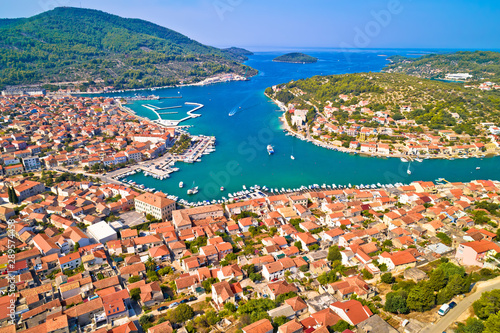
[
  {"left": 361, "top": 269, "right": 373, "bottom": 280},
  {"left": 167, "top": 304, "right": 194, "bottom": 323},
  {"left": 130, "top": 288, "right": 141, "bottom": 301},
  {"left": 381, "top": 273, "right": 395, "bottom": 284},
  {"left": 128, "top": 275, "right": 141, "bottom": 283}
]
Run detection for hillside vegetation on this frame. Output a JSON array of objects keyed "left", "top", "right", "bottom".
[
  {"left": 383, "top": 51, "right": 500, "bottom": 81},
  {"left": 273, "top": 52, "right": 318, "bottom": 64},
  {"left": 0, "top": 7, "right": 256, "bottom": 91},
  {"left": 268, "top": 72, "right": 500, "bottom": 132}
]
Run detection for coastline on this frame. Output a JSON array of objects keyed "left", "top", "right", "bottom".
[
  {"left": 66, "top": 73, "right": 252, "bottom": 96},
  {"left": 266, "top": 95, "right": 497, "bottom": 161},
  {"left": 272, "top": 59, "right": 318, "bottom": 64}
]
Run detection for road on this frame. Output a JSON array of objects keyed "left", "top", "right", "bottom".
[{"left": 422, "top": 276, "right": 500, "bottom": 333}]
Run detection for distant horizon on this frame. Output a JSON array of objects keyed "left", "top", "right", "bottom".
[{"left": 1, "top": 1, "right": 499, "bottom": 50}]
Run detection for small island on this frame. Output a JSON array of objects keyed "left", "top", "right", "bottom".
[{"left": 273, "top": 52, "right": 318, "bottom": 64}]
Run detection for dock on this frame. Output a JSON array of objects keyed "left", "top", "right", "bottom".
[
  {"left": 155, "top": 102, "right": 204, "bottom": 127},
  {"left": 174, "top": 135, "right": 216, "bottom": 163}
]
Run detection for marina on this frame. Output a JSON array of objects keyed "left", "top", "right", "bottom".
[{"left": 101, "top": 50, "right": 500, "bottom": 203}]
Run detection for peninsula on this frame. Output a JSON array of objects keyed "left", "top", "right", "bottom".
[
  {"left": 0, "top": 7, "right": 257, "bottom": 92},
  {"left": 273, "top": 52, "right": 318, "bottom": 64},
  {"left": 266, "top": 72, "right": 500, "bottom": 159},
  {"left": 383, "top": 50, "right": 500, "bottom": 81}
]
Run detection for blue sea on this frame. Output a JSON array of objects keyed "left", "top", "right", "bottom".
[{"left": 99, "top": 49, "right": 500, "bottom": 201}]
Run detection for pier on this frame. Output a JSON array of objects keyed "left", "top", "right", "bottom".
[
  {"left": 174, "top": 135, "right": 216, "bottom": 163},
  {"left": 143, "top": 104, "right": 182, "bottom": 111},
  {"left": 155, "top": 102, "right": 204, "bottom": 127}
]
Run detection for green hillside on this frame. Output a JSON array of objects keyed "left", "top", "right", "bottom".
[
  {"left": 0, "top": 7, "right": 256, "bottom": 91},
  {"left": 383, "top": 51, "right": 500, "bottom": 81},
  {"left": 273, "top": 53, "right": 318, "bottom": 64},
  {"left": 267, "top": 72, "right": 500, "bottom": 133}
]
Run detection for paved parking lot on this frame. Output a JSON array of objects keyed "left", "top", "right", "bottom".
[{"left": 120, "top": 211, "right": 146, "bottom": 227}]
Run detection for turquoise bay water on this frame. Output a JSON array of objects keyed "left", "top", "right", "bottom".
[{"left": 102, "top": 50, "right": 499, "bottom": 201}]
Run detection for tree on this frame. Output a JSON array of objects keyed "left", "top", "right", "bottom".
[
  {"left": 484, "top": 311, "right": 500, "bottom": 333},
  {"left": 299, "top": 265, "right": 309, "bottom": 272},
  {"left": 202, "top": 277, "right": 218, "bottom": 293},
  {"left": 130, "top": 288, "right": 141, "bottom": 301},
  {"left": 273, "top": 315, "right": 289, "bottom": 328},
  {"left": 382, "top": 239, "right": 393, "bottom": 247},
  {"left": 158, "top": 266, "right": 173, "bottom": 276},
  {"left": 381, "top": 273, "right": 395, "bottom": 284},
  {"left": 249, "top": 226, "right": 259, "bottom": 237},
  {"left": 407, "top": 284, "right": 435, "bottom": 312},
  {"left": 168, "top": 304, "right": 194, "bottom": 323},
  {"left": 436, "top": 232, "right": 452, "bottom": 246},
  {"left": 275, "top": 292, "right": 298, "bottom": 305},
  {"left": 437, "top": 274, "right": 470, "bottom": 305},
  {"left": 224, "top": 302, "right": 236, "bottom": 312},
  {"left": 332, "top": 320, "right": 352, "bottom": 333},
  {"left": 429, "top": 268, "right": 447, "bottom": 291},
  {"left": 97, "top": 273, "right": 105, "bottom": 280},
  {"left": 249, "top": 272, "right": 262, "bottom": 282},
  {"left": 361, "top": 269, "right": 373, "bottom": 280},
  {"left": 455, "top": 317, "right": 485, "bottom": 333},
  {"left": 384, "top": 291, "right": 409, "bottom": 314},
  {"left": 7, "top": 187, "right": 13, "bottom": 204},
  {"left": 327, "top": 246, "right": 342, "bottom": 262},
  {"left": 309, "top": 244, "right": 320, "bottom": 251},
  {"left": 205, "top": 310, "right": 219, "bottom": 326},
  {"left": 8, "top": 187, "right": 18, "bottom": 204},
  {"left": 145, "top": 256, "right": 156, "bottom": 271},
  {"left": 294, "top": 241, "right": 302, "bottom": 251},
  {"left": 473, "top": 289, "right": 500, "bottom": 320},
  {"left": 128, "top": 275, "right": 141, "bottom": 283},
  {"left": 139, "top": 314, "right": 153, "bottom": 326},
  {"left": 317, "top": 270, "right": 338, "bottom": 285}
]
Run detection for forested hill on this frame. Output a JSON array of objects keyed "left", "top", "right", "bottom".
[
  {"left": 267, "top": 72, "right": 500, "bottom": 134},
  {"left": 0, "top": 7, "right": 256, "bottom": 91},
  {"left": 273, "top": 52, "right": 318, "bottom": 63},
  {"left": 383, "top": 51, "right": 500, "bottom": 81}
]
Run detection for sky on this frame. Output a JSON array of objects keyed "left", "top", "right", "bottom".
[{"left": 1, "top": 0, "right": 499, "bottom": 51}]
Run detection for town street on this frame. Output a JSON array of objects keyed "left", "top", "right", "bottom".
[{"left": 422, "top": 276, "right": 500, "bottom": 333}]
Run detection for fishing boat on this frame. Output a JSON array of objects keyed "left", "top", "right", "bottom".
[
  {"left": 179, "top": 181, "right": 184, "bottom": 188},
  {"left": 267, "top": 145, "right": 274, "bottom": 155}
]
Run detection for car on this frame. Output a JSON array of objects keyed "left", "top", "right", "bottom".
[
  {"left": 169, "top": 302, "right": 179, "bottom": 309},
  {"left": 449, "top": 301, "right": 457, "bottom": 309},
  {"left": 188, "top": 296, "right": 197, "bottom": 302},
  {"left": 158, "top": 306, "right": 168, "bottom": 311},
  {"left": 180, "top": 299, "right": 188, "bottom": 304}
]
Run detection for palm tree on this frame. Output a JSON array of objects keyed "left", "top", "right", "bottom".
[{"left": 145, "top": 256, "right": 155, "bottom": 271}]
